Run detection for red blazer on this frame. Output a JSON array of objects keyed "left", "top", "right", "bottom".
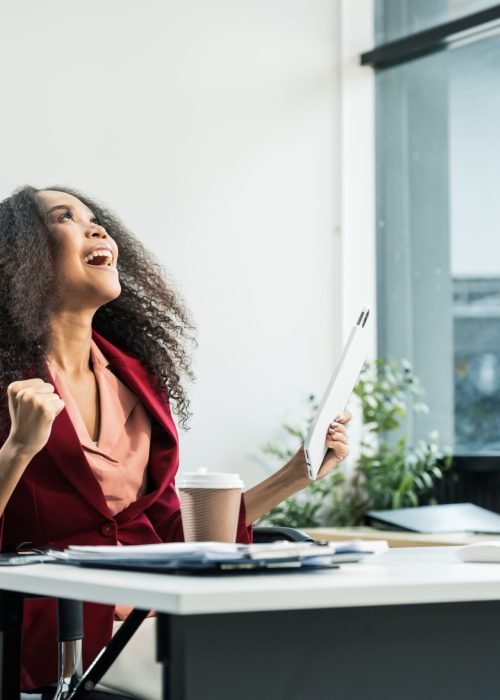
[{"left": 0, "top": 331, "right": 252, "bottom": 691}]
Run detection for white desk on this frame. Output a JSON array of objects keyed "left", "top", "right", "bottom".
[
  {"left": 1, "top": 548, "right": 500, "bottom": 699},
  {"left": 0, "top": 547, "right": 500, "bottom": 612}
]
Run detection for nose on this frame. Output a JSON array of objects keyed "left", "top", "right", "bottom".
[{"left": 86, "top": 225, "right": 108, "bottom": 239}]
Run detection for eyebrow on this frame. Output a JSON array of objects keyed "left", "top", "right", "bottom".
[{"left": 45, "top": 204, "right": 96, "bottom": 219}]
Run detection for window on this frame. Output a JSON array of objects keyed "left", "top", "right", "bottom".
[
  {"left": 375, "top": 0, "right": 499, "bottom": 44},
  {"left": 370, "top": 1, "right": 500, "bottom": 455}
]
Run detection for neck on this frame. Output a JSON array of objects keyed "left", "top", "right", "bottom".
[{"left": 46, "top": 312, "right": 95, "bottom": 375}]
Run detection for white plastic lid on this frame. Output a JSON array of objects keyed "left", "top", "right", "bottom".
[{"left": 177, "top": 468, "right": 244, "bottom": 490}]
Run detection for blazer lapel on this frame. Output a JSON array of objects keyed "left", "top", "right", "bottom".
[
  {"left": 91, "top": 331, "right": 179, "bottom": 443},
  {"left": 92, "top": 364, "right": 138, "bottom": 456},
  {"left": 43, "top": 331, "right": 179, "bottom": 521},
  {"left": 92, "top": 332, "right": 180, "bottom": 513},
  {"left": 44, "top": 363, "right": 112, "bottom": 519}
]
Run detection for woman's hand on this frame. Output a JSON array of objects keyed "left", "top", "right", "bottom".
[
  {"left": 244, "top": 409, "right": 353, "bottom": 525},
  {"left": 6, "top": 379, "right": 65, "bottom": 458},
  {"left": 315, "top": 409, "right": 352, "bottom": 480}
]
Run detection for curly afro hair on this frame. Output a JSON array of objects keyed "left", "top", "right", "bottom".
[{"left": 0, "top": 184, "right": 196, "bottom": 437}]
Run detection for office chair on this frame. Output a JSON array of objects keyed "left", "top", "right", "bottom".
[
  {"left": 18, "top": 526, "right": 313, "bottom": 699},
  {"left": 20, "top": 603, "right": 152, "bottom": 700}
]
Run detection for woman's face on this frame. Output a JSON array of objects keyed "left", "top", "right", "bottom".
[{"left": 37, "top": 190, "right": 121, "bottom": 311}]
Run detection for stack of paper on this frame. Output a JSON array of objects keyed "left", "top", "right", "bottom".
[{"left": 46, "top": 539, "right": 388, "bottom": 568}]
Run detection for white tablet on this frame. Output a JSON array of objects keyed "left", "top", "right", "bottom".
[{"left": 304, "top": 307, "right": 370, "bottom": 480}]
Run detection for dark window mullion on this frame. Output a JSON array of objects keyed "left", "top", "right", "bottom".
[{"left": 362, "top": 4, "right": 500, "bottom": 69}]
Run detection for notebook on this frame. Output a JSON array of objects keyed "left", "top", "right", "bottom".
[{"left": 366, "top": 503, "right": 500, "bottom": 534}]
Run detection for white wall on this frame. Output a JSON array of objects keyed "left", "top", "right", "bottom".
[
  {"left": 0, "top": 0, "right": 373, "bottom": 487},
  {"left": 340, "top": 0, "right": 376, "bottom": 352},
  {"left": 338, "top": 0, "right": 375, "bottom": 469}
]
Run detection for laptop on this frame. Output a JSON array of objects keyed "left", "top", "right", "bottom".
[{"left": 366, "top": 503, "right": 500, "bottom": 534}]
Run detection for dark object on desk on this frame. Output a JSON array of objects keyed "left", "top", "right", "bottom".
[
  {"left": 75, "top": 557, "right": 340, "bottom": 575},
  {"left": 366, "top": 502, "right": 500, "bottom": 533},
  {"left": 57, "top": 537, "right": 342, "bottom": 574},
  {"left": 252, "top": 525, "right": 315, "bottom": 543}
]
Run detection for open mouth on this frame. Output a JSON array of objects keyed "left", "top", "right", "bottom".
[{"left": 83, "top": 249, "right": 114, "bottom": 268}]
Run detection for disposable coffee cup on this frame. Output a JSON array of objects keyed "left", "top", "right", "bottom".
[{"left": 177, "top": 469, "right": 245, "bottom": 542}]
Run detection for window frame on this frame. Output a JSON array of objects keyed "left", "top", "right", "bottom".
[
  {"left": 361, "top": 3, "right": 500, "bottom": 69},
  {"left": 363, "top": 2, "right": 500, "bottom": 466}
]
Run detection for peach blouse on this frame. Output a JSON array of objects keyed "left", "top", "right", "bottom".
[{"left": 47, "top": 340, "right": 152, "bottom": 516}]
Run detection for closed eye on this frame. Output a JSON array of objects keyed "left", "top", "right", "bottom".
[{"left": 58, "top": 210, "right": 100, "bottom": 225}]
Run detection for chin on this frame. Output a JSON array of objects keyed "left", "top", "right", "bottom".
[
  {"left": 90, "top": 280, "right": 122, "bottom": 307},
  {"left": 105, "top": 282, "right": 122, "bottom": 302}
]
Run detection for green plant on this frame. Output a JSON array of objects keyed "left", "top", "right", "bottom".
[{"left": 258, "top": 359, "right": 452, "bottom": 528}]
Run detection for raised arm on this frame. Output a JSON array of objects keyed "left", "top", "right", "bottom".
[
  {"left": 0, "top": 379, "right": 64, "bottom": 516},
  {"left": 243, "top": 411, "right": 351, "bottom": 525}
]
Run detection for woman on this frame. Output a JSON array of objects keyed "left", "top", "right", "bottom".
[{"left": 0, "top": 185, "right": 351, "bottom": 695}]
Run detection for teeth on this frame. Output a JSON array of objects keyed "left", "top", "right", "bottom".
[{"left": 83, "top": 249, "right": 113, "bottom": 265}]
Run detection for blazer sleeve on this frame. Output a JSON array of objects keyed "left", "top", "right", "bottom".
[
  {"left": 236, "top": 496, "right": 254, "bottom": 544},
  {"left": 145, "top": 481, "right": 184, "bottom": 542}
]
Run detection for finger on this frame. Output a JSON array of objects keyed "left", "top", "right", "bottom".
[
  {"left": 39, "top": 396, "right": 65, "bottom": 418},
  {"left": 51, "top": 398, "right": 66, "bottom": 416},
  {"left": 329, "top": 419, "right": 349, "bottom": 431},
  {"left": 16, "top": 384, "right": 56, "bottom": 398},
  {"left": 328, "top": 423, "right": 348, "bottom": 437},
  {"left": 31, "top": 384, "right": 56, "bottom": 394},
  {"left": 7, "top": 378, "right": 45, "bottom": 394},
  {"left": 42, "top": 394, "right": 64, "bottom": 404},
  {"left": 55, "top": 400, "right": 65, "bottom": 415},
  {"left": 333, "top": 409, "right": 352, "bottom": 424},
  {"left": 326, "top": 433, "right": 349, "bottom": 447},
  {"left": 15, "top": 387, "right": 53, "bottom": 402},
  {"left": 326, "top": 441, "right": 350, "bottom": 459},
  {"left": 327, "top": 425, "right": 349, "bottom": 440},
  {"left": 11, "top": 384, "right": 55, "bottom": 400},
  {"left": 327, "top": 423, "right": 349, "bottom": 442}
]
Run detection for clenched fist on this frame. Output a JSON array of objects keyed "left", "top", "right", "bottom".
[{"left": 7, "top": 378, "right": 65, "bottom": 457}]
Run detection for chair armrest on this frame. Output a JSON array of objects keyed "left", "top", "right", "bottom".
[{"left": 57, "top": 599, "right": 83, "bottom": 642}]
